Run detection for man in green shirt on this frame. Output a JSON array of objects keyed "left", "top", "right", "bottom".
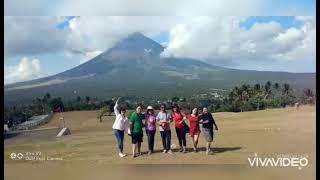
[{"left": 129, "top": 105, "right": 144, "bottom": 158}]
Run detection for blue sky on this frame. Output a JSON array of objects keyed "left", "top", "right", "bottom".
[
  {"left": 56, "top": 16, "right": 78, "bottom": 29},
  {"left": 239, "top": 16, "right": 304, "bottom": 29},
  {"left": 263, "top": 0, "right": 316, "bottom": 15},
  {"left": 150, "top": 32, "right": 169, "bottom": 46}
]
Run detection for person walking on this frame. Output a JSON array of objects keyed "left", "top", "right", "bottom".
[
  {"left": 156, "top": 104, "right": 173, "bottom": 154},
  {"left": 144, "top": 106, "right": 157, "bottom": 155},
  {"left": 112, "top": 97, "right": 129, "bottom": 158},
  {"left": 200, "top": 107, "right": 218, "bottom": 155},
  {"left": 185, "top": 108, "right": 201, "bottom": 153},
  {"left": 129, "top": 105, "right": 145, "bottom": 158},
  {"left": 172, "top": 104, "right": 187, "bottom": 153}
]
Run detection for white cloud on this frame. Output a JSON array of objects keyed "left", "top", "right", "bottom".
[
  {"left": 79, "top": 50, "right": 103, "bottom": 64},
  {"left": 66, "top": 16, "right": 183, "bottom": 52},
  {"left": 4, "top": 16, "right": 316, "bottom": 74},
  {"left": 56, "top": 0, "right": 261, "bottom": 16},
  {"left": 4, "top": 0, "right": 315, "bottom": 16},
  {"left": 4, "top": 16, "right": 68, "bottom": 56},
  {"left": 161, "top": 16, "right": 316, "bottom": 71},
  {"left": 4, "top": 57, "right": 42, "bottom": 84}
]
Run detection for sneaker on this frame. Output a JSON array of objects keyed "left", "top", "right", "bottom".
[
  {"left": 179, "top": 147, "right": 183, "bottom": 152},
  {"left": 182, "top": 147, "right": 186, "bottom": 153},
  {"left": 148, "top": 151, "right": 152, "bottom": 155},
  {"left": 119, "top": 153, "right": 126, "bottom": 158},
  {"left": 163, "top": 150, "right": 167, "bottom": 153},
  {"left": 167, "top": 150, "right": 173, "bottom": 154}
]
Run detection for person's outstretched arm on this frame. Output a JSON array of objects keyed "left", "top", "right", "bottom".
[{"left": 114, "top": 97, "right": 120, "bottom": 116}]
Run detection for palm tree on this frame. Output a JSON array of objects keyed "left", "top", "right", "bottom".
[
  {"left": 85, "top": 96, "right": 90, "bottom": 104},
  {"left": 303, "top": 88, "right": 315, "bottom": 104},
  {"left": 283, "top": 83, "right": 290, "bottom": 95},
  {"left": 274, "top": 83, "right": 279, "bottom": 89},
  {"left": 77, "top": 96, "right": 81, "bottom": 103},
  {"left": 252, "top": 83, "right": 264, "bottom": 110},
  {"left": 228, "top": 86, "right": 245, "bottom": 112},
  {"left": 33, "top": 97, "right": 43, "bottom": 114},
  {"left": 240, "top": 84, "right": 251, "bottom": 101},
  {"left": 45, "top": 93, "right": 51, "bottom": 100},
  {"left": 263, "top": 81, "right": 272, "bottom": 100},
  {"left": 254, "top": 84, "right": 261, "bottom": 91}
]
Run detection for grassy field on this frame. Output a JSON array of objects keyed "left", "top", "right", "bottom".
[{"left": 4, "top": 106, "right": 316, "bottom": 180}]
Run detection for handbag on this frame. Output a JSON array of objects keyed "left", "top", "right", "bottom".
[{"left": 183, "top": 121, "right": 190, "bottom": 133}]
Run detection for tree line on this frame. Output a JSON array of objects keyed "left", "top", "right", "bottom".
[{"left": 4, "top": 81, "right": 315, "bottom": 128}]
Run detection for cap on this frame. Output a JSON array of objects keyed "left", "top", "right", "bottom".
[{"left": 147, "top": 106, "right": 153, "bottom": 110}]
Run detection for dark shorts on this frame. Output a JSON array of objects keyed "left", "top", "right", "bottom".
[
  {"left": 131, "top": 132, "right": 143, "bottom": 144},
  {"left": 202, "top": 128, "right": 214, "bottom": 142}
]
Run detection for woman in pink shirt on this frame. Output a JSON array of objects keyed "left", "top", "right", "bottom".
[{"left": 144, "top": 106, "right": 157, "bottom": 155}]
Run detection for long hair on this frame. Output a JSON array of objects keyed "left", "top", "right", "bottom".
[
  {"left": 172, "top": 104, "right": 181, "bottom": 113},
  {"left": 190, "top": 107, "right": 198, "bottom": 116},
  {"left": 119, "top": 107, "right": 126, "bottom": 112}
]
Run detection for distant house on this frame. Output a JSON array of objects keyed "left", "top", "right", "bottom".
[
  {"left": 199, "top": 93, "right": 208, "bottom": 97},
  {"left": 210, "top": 92, "right": 220, "bottom": 98}
]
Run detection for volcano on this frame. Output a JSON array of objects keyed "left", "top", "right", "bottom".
[{"left": 4, "top": 32, "right": 316, "bottom": 105}]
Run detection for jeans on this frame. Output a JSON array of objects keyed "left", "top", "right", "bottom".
[
  {"left": 114, "top": 129, "right": 124, "bottom": 153},
  {"left": 175, "top": 127, "right": 186, "bottom": 147},
  {"left": 146, "top": 129, "right": 156, "bottom": 152},
  {"left": 160, "top": 130, "right": 171, "bottom": 150}
]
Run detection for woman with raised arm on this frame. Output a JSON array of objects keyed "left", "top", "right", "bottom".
[{"left": 112, "top": 97, "right": 129, "bottom": 158}]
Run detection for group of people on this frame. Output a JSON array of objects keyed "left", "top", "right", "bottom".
[{"left": 112, "top": 97, "right": 218, "bottom": 158}]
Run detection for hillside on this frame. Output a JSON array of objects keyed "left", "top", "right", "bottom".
[{"left": 4, "top": 32, "right": 316, "bottom": 106}]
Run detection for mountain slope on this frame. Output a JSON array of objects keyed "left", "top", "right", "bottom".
[{"left": 4, "top": 32, "right": 316, "bottom": 106}]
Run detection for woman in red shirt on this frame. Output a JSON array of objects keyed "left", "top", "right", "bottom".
[
  {"left": 172, "top": 104, "right": 187, "bottom": 153},
  {"left": 184, "top": 107, "right": 201, "bottom": 152}
]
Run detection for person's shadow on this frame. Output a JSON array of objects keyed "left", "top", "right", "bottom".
[
  {"left": 144, "top": 146, "right": 242, "bottom": 154},
  {"left": 185, "top": 147, "right": 242, "bottom": 153}
]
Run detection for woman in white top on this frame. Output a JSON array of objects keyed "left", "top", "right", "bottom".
[{"left": 112, "top": 97, "right": 129, "bottom": 158}]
